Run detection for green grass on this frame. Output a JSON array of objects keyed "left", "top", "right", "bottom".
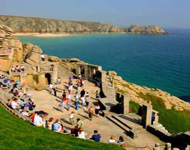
[
  {"left": 0, "top": 105, "right": 122, "bottom": 150},
  {"left": 129, "top": 101, "right": 140, "bottom": 113},
  {"left": 138, "top": 92, "right": 190, "bottom": 134}
]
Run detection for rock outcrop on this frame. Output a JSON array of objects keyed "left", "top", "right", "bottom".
[{"left": 0, "top": 15, "right": 168, "bottom": 35}]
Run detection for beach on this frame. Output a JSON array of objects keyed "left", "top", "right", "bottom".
[{"left": 14, "top": 33, "right": 72, "bottom": 37}]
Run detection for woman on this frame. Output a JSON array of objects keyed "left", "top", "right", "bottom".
[
  {"left": 95, "top": 103, "right": 100, "bottom": 117},
  {"left": 88, "top": 106, "right": 94, "bottom": 121},
  {"left": 47, "top": 117, "right": 54, "bottom": 130},
  {"left": 108, "top": 135, "right": 116, "bottom": 143},
  {"left": 77, "top": 129, "right": 87, "bottom": 139},
  {"left": 52, "top": 119, "right": 62, "bottom": 132},
  {"left": 117, "top": 136, "right": 125, "bottom": 146},
  {"left": 69, "top": 111, "right": 75, "bottom": 125}
]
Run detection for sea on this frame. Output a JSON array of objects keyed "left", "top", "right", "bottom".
[{"left": 17, "top": 29, "right": 190, "bottom": 102}]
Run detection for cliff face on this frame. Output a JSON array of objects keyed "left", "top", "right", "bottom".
[
  {"left": 0, "top": 15, "right": 168, "bottom": 34},
  {"left": 125, "top": 25, "right": 168, "bottom": 35}
]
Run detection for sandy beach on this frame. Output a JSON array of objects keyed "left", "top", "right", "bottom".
[{"left": 14, "top": 33, "right": 72, "bottom": 37}]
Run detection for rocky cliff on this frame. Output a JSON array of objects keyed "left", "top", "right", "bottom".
[{"left": 0, "top": 15, "right": 168, "bottom": 34}]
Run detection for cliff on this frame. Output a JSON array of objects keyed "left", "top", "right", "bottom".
[{"left": 0, "top": 15, "right": 168, "bottom": 34}]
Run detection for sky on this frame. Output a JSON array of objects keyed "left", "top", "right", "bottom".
[{"left": 0, "top": 0, "right": 190, "bottom": 28}]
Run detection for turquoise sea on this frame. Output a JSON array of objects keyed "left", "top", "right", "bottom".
[{"left": 17, "top": 29, "right": 190, "bottom": 101}]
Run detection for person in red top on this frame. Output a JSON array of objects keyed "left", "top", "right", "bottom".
[{"left": 60, "top": 97, "right": 67, "bottom": 112}]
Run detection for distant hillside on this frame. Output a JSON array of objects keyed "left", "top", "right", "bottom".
[{"left": 0, "top": 15, "right": 168, "bottom": 34}]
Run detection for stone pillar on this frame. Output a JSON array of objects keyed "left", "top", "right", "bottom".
[
  {"left": 165, "top": 143, "right": 172, "bottom": 150},
  {"left": 84, "top": 65, "right": 89, "bottom": 80},
  {"left": 142, "top": 103, "right": 152, "bottom": 128},
  {"left": 122, "top": 94, "right": 130, "bottom": 114},
  {"left": 154, "top": 111, "right": 159, "bottom": 124},
  {"left": 76, "top": 64, "right": 81, "bottom": 76},
  {"left": 52, "top": 64, "right": 58, "bottom": 83}
]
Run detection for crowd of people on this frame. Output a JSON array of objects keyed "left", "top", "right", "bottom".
[{"left": 0, "top": 74, "right": 125, "bottom": 146}]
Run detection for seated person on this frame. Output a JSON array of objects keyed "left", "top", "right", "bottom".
[
  {"left": 70, "top": 126, "right": 79, "bottom": 137},
  {"left": 19, "top": 106, "right": 25, "bottom": 113},
  {"left": 91, "top": 130, "right": 101, "bottom": 142},
  {"left": 11, "top": 99, "right": 20, "bottom": 109},
  {"left": 52, "top": 119, "right": 62, "bottom": 132},
  {"left": 21, "top": 109, "right": 29, "bottom": 116},
  {"left": 33, "top": 113, "right": 43, "bottom": 126},
  {"left": 10, "top": 66, "right": 15, "bottom": 72},
  {"left": 29, "top": 100, "right": 36, "bottom": 111},
  {"left": 0, "top": 74, "right": 5, "bottom": 79},
  {"left": 7, "top": 97, "right": 14, "bottom": 107},
  {"left": 20, "top": 66, "right": 25, "bottom": 72}
]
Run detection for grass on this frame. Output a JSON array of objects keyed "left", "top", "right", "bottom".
[
  {"left": 0, "top": 105, "right": 122, "bottom": 150},
  {"left": 129, "top": 101, "right": 140, "bottom": 113},
  {"left": 138, "top": 92, "right": 190, "bottom": 134}
]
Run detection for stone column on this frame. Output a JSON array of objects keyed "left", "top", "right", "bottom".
[
  {"left": 154, "top": 111, "right": 159, "bottom": 124},
  {"left": 84, "top": 65, "right": 89, "bottom": 80},
  {"left": 76, "top": 64, "right": 81, "bottom": 76},
  {"left": 52, "top": 64, "right": 58, "bottom": 83},
  {"left": 142, "top": 103, "right": 152, "bottom": 128},
  {"left": 122, "top": 94, "right": 130, "bottom": 114}
]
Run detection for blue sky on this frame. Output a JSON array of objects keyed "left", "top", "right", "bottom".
[{"left": 0, "top": 0, "right": 190, "bottom": 28}]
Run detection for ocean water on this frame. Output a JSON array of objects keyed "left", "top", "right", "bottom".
[{"left": 17, "top": 29, "right": 190, "bottom": 101}]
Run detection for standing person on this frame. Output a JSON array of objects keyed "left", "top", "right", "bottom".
[
  {"left": 76, "top": 118, "right": 83, "bottom": 129},
  {"left": 95, "top": 103, "right": 100, "bottom": 117},
  {"left": 80, "top": 89, "right": 85, "bottom": 98},
  {"left": 67, "top": 94, "right": 71, "bottom": 111},
  {"left": 96, "top": 90, "right": 100, "bottom": 100},
  {"left": 69, "top": 76, "right": 73, "bottom": 82},
  {"left": 49, "top": 83, "right": 53, "bottom": 94},
  {"left": 88, "top": 106, "right": 94, "bottom": 121},
  {"left": 69, "top": 111, "right": 75, "bottom": 125},
  {"left": 85, "top": 92, "right": 90, "bottom": 108},
  {"left": 62, "top": 89, "right": 66, "bottom": 98},
  {"left": 60, "top": 97, "right": 67, "bottom": 112},
  {"left": 53, "top": 83, "right": 57, "bottom": 97},
  {"left": 81, "top": 96, "right": 85, "bottom": 110},
  {"left": 75, "top": 92, "right": 79, "bottom": 110},
  {"left": 76, "top": 79, "right": 80, "bottom": 91},
  {"left": 91, "top": 130, "right": 101, "bottom": 142}
]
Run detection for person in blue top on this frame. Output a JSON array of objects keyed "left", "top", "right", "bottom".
[
  {"left": 52, "top": 119, "right": 61, "bottom": 132},
  {"left": 91, "top": 130, "right": 101, "bottom": 142}
]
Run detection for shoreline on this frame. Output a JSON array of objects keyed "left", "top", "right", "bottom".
[{"left": 14, "top": 33, "right": 73, "bottom": 37}]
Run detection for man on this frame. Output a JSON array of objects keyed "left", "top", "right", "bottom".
[
  {"left": 76, "top": 118, "right": 83, "bottom": 129},
  {"left": 91, "top": 130, "right": 101, "bottom": 142},
  {"left": 80, "top": 89, "right": 85, "bottom": 98}
]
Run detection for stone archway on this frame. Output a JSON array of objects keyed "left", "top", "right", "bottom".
[{"left": 45, "top": 73, "right": 51, "bottom": 85}]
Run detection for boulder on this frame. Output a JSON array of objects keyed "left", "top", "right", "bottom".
[
  {"left": 108, "top": 71, "right": 117, "bottom": 76},
  {"left": 69, "top": 58, "right": 80, "bottom": 62}
]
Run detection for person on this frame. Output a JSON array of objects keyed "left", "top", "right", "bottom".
[
  {"left": 52, "top": 119, "right": 61, "bottom": 132},
  {"left": 80, "top": 89, "right": 85, "bottom": 98},
  {"left": 69, "top": 111, "right": 75, "bottom": 125},
  {"left": 75, "top": 97, "right": 79, "bottom": 110},
  {"left": 88, "top": 106, "right": 94, "bottom": 121},
  {"left": 11, "top": 99, "right": 20, "bottom": 109},
  {"left": 108, "top": 135, "right": 116, "bottom": 143},
  {"left": 57, "top": 77, "right": 61, "bottom": 84},
  {"left": 76, "top": 79, "right": 80, "bottom": 91},
  {"left": 20, "top": 65, "right": 25, "bottom": 72},
  {"left": 117, "top": 136, "right": 125, "bottom": 146},
  {"left": 33, "top": 113, "right": 43, "bottom": 126},
  {"left": 41, "top": 54, "right": 45, "bottom": 61},
  {"left": 53, "top": 83, "right": 57, "bottom": 97},
  {"left": 152, "top": 112, "right": 155, "bottom": 125},
  {"left": 49, "top": 83, "right": 53, "bottom": 94},
  {"left": 29, "top": 100, "right": 36, "bottom": 111},
  {"left": 85, "top": 92, "right": 90, "bottom": 108},
  {"left": 77, "top": 129, "right": 87, "bottom": 139},
  {"left": 60, "top": 97, "right": 67, "bottom": 112},
  {"left": 62, "top": 89, "right": 66, "bottom": 98},
  {"left": 70, "top": 126, "right": 79, "bottom": 137},
  {"left": 91, "top": 130, "right": 101, "bottom": 142},
  {"left": 95, "top": 103, "right": 100, "bottom": 117},
  {"left": 21, "top": 109, "right": 29, "bottom": 116},
  {"left": 81, "top": 96, "right": 85, "bottom": 110},
  {"left": 47, "top": 117, "right": 54, "bottom": 130},
  {"left": 67, "top": 95, "right": 71, "bottom": 111},
  {"left": 96, "top": 90, "right": 99, "bottom": 99},
  {"left": 69, "top": 76, "right": 73, "bottom": 82},
  {"left": 76, "top": 118, "right": 83, "bottom": 129}
]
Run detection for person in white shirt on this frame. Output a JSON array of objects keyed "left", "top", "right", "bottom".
[
  {"left": 108, "top": 135, "right": 116, "bottom": 143},
  {"left": 77, "top": 129, "right": 87, "bottom": 139},
  {"left": 21, "top": 109, "right": 29, "bottom": 116},
  {"left": 33, "top": 113, "right": 43, "bottom": 126},
  {"left": 11, "top": 99, "right": 20, "bottom": 109},
  {"left": 49, "top": 83, "right": 53, "bottom": 94}
]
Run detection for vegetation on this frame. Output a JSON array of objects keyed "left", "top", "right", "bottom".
[
  {"left": 138, "top": 92, "right": 190, "bottom": 134},
  {"left": 129, "top": 101, "right": 140, "bottom": 113},
  {"left": 0, "top": 105, "right": 122, "bottom": 150}
]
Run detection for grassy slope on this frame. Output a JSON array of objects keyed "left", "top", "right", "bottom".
[
  {"left": 0, "top": 105, "right": 122, "bottom": 150},
  {"left": 138, "top": 93, "right": 190, "bottom": 135}
]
